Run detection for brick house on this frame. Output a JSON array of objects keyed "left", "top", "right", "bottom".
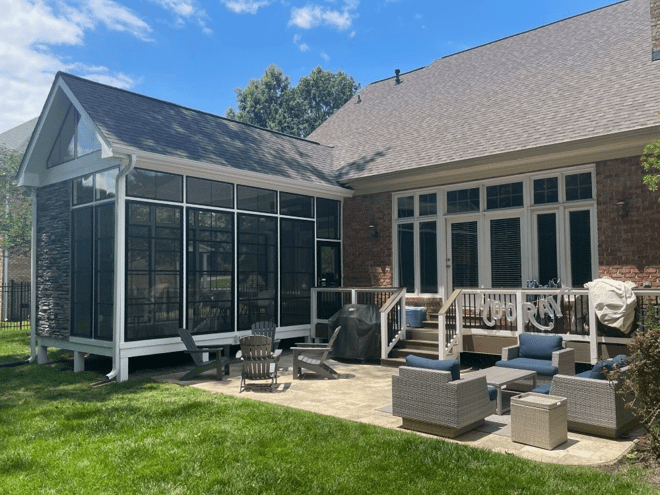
[{"left": 16, "top": 0, "right": 660, "bottom": 380}]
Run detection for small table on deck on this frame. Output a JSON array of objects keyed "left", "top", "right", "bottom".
[{"left": 465, "top": 367, "right": 537, "bottom": 415}]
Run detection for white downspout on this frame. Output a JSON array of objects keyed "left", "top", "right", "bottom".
[
  {"left": 106, "top": 154, "right": 136, "bottom": 381},
  {"left": 28, "top": 188, "right": 37, "bottom": 363}
]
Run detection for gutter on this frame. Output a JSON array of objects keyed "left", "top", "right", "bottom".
[{"left": 105, "top": 154, "right": 136, "bottom": 381}]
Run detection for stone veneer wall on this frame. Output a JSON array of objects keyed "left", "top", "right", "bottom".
[
  {"left": 342, "top": 192, "right": 393, "bottom": 287},
  {"left": 36, "top": 182, "right": 71, "bottom": 338},
  {"left": 596, "top": 156, "right": 660, "bottom": 286}
]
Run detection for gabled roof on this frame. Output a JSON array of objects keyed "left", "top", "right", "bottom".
[
  {"left": 309, "top": 0, "right": 660, "bottom": 182},
  {"left": 54, "top": 73, "right": 338, "bottom": 187},
  {"left": 0, "top": 118, "right": 38, "bottom": 154}
]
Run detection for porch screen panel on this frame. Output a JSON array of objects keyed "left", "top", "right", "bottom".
[
  {"left": 397, "top": 223, "right": 415, "bottom": 292},
  {"left": 419, "top": 221, "right": 438, "bottom": 293},
  {"left": 451, "top": 221, "right": 478, "bottom": 289},
  {"left": 95, "top": 203, "right": 115, "bottom": 340},
  {"left": 537, "top": 213, "right": 558, "bottom": 285},
  {"left": 187, "top": 209, "right": 234, "bottom": 334},
  {"left": 238, "top": 214, "right": 277, "bottom": 329},
  {"left": 280, "top": 219, "right": 314, "bottom": 326},
  {"left": 490, "top": 217, "right": 522, "bottom": 288},
  {"left": 569, "top": 210, "right": 592, "bottom": 287},
  {"left": 126, "top": 202, "right": 182, "bottom": 341},
  {"left": 71, "top": 208, "right": 93, "bottom": 338}
]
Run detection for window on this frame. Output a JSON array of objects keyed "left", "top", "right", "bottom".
[
  {"left": 186, "top": 177, "right": 233, "bottom": 208},
  {"left": 47, "top": 106, "right": 101, "bottom": 168},
  {"left": 71, "top": 208, "right": 93, "bottom": 338},
  {"left": 280, "top": 192, "right": 314, "bottom": 218},
  {"left": 187, "top": 209, "right": 234, "bottom": 334},
  {"left": 397, "top": 224, "right": 415, "bottom": 293},
  {"left": 280, "top": 219, "right": 314, "bottom": 326},
  {"left": 451, "top": 221, "right": 479, "bottom": 289},
  {"left": 419, "top": 221, "right": 438, "bottom": 293},
  {"left": 569, "top": 210, "right": 593, "bottom": 286},
  {"left": 397, "top": 196, "right": 414, "bottom": 218},
  {"left": 316, "top": 198, "right": 341, "bottom": 239},
  {"left": 486, "top": 182, "right": 523, "bottom": 210},
  {"left": 565, "top": 172, "right": 593, "bottom": 201},
  {"left": 490, "top": 218, "right": 522, "bottom": 288},
  {"left": 447, "top": 188, "right": 479, "bottom": 214},
  {"left": 537, "top": 213, "right": 558, "bottom": 285},
  {"left": 126, "top": 169, "right": 183, "bottom": 202},
  {"left": 419, "top": 193, "right": 437, "bottom": 216},
  {"left": 237, "top": 185, "right": 277, "bottom": 213},
  {"left": 126, "top": 202, "right": 182, "bottom": 341},
  {"left": 73, "top": 169, "right": 117, "bottom": 206},
  {"left": 533, "top": 178, "right": 558, "bottom": 205}
]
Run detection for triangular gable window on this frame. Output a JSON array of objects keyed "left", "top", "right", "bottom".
[{"left": 47, "top": 104, "right": 101, "bottom": 168}]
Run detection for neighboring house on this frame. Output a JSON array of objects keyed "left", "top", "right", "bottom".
[{"left": 16, "top": 0, "right": 660, "bottom": 380}]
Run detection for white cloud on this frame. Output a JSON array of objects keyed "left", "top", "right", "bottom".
[
  {"left": 220, "top": 0, "right": 271, "bottom": 15},
  {"left": 0, "top": 0, "right": 146, "bottom": 133},
  {"left": 321, "top": 52, "right": 329, "bottom": 61},
  {"left": 149, "top": 0, "right": 212, "bottom": 34},
  {"left": 293, "top": 33, "right": 310, "bottom": 52},
  {"left": 288, "top": 1, "right": 358, "bottom": 31}
]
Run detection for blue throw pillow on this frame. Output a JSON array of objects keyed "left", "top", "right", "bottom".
[
  {"left": 588, "top": 359, "right": 614, "bottom": 379},
  {"left": 405, "top": 355, "right": 460, "bottom": 381},
  {"left": 518, "top": 333, "right": 563, "bottom": 360},
  {"left": 612, "top": 354, "right": 629, "bottom": 368}
]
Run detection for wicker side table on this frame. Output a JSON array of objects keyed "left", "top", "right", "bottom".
[{"left": 511, "top": 393, "right": 568, "bottom": 450}]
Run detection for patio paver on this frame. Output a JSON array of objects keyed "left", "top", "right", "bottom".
[{"left": 153, "top": 352, "right": 643, "bottom": 466}]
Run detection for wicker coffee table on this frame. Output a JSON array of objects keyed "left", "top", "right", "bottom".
[{"left": 465, "top": 367, "right": 537, "bottom": 415}]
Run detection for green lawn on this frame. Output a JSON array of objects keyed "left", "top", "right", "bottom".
[{"left": 0, "top": 326, "right": 653, "bottom": 494}]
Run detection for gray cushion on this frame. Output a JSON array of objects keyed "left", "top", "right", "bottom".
[
  {"left": 518, "top": 333, "right": 563, "bottom": 360},
  {"left": 405, "top": 355, "right": 460, "bottom": 381},
  {"left": 495, "top": 357, "right": 558, "bottom": 376}
]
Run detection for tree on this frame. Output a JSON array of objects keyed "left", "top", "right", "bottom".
[
  {"left": 0, "top": 147, "right": 31, "bottom": 253},
  {"left": 226, "top": 65, "right": 359, "bottom": 138},
  {"left": 641, "top": 139, "right": 660, "bottom": 199}
]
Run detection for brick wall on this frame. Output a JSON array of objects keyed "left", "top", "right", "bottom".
[
  {"left": 596, "top": 156, "right": 660, "bottom": 286},
  {"left": 36, "top": 182, "right": 71, "bottom": 338},
  {"left": 342, "top": 192, "right": 393, "bottom": 287}
]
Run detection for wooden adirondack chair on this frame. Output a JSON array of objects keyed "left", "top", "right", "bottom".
[
  {"left": 178, "top": 328, "right": 239, "bottom": 381},
  {"left": 250, "top": 321, "right": 280, "bottom": 352},
  {"left": 239, "top": 335, "right": 282, "bottom": 392},
  {"left": 291, "top": 326, "right": 342, "bottom": 380}
]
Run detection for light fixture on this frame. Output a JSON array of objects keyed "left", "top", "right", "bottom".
[
  {"left": 369, "top": 221, "right": 379, "bottom": 238},
  {"left": 616, "top": 199, "right": 628, "bottom": 219}
]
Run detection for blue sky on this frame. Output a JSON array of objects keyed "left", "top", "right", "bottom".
[{"left": 0, "top": 0, "right": 618, "bottom": 134}]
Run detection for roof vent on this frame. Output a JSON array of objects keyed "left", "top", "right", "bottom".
[{"left": 394, "top": 69, "right": 401, "bottom": 84}]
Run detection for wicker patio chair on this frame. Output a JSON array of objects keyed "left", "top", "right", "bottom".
[
  {"left": 549, "top": 369, "right": 637, "bottom": 438},
  {"left": 291, "top": 326, "right": 342, "bottom": 379},
  {"left": 239, "top": 335, "right": 282, "bottom": 392},
  {"left": 178, "top": 327, "right": 239, "bottom": 381},
  {"left": 392, "top": 366, "right": 496, "bottom": 438}
]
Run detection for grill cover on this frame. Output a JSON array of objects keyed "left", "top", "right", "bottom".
[{"left": 328, "top": 304, "right": 381, "bottom": 360}]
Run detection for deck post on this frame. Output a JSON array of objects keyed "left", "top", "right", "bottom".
[
  {"left": 588, "top": 295, "right": 598, "bottom": 364},
  {"left": 516, "top": 290, "right": 524, "bottom": 336},
  {"left": 455, "top": 295, "right": 464, "bottom": 363},
  {"left": 310, "top": 288, "right": 318, "bottom": 341}
]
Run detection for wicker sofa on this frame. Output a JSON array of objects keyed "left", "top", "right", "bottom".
[
  {"left": 548, "top": 364, "right": 637, "bottom": 438},
  {"left": 496, "top": 333, "right": 575, "bottom": 385},
  {"left": 392, "top": 366, "right": 496, "bottom": 438}
]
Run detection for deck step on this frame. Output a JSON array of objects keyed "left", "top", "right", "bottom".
[
  {"left": 405, "top": 328, "right": 438, "bottom": 341},
  {"left": 390, "top": 348, "right": 439, "bottom": 360},
  {"left": 380, "top": 357, "right": 406, "bottom": 368},
  {"left": 397, "top": 339, "right": 438, "bottom": 351}
]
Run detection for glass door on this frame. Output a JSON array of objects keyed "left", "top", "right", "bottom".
[
  {"left": 317, "top": 241, "right": 342, "bottom": 319},
  {"left": 447, "top": 219, "right": 480, "bottom": 290}
]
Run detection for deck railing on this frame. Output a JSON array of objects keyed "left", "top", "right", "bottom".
[
  {"left": 439, "top": 287, "right": 660, "bottom": 364},
  {"left": 310, "top": 287, "right": 406, "bottom": 359}
]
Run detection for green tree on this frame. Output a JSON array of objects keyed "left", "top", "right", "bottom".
[
  {"left": 0, "top": 147, "right": 31, "bottom": 252},
  {"left": 226, "top": 65, "right": 359, "bottom": 138},
  {"left": 641, "top": 139, "right": 660, "bottom": 198}
]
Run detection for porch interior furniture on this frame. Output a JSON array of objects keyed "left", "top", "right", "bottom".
[
  {"left": 495, "top": 333, "right": 575, "bottom": 385},
  {"left": 239, "top": 335, "right": 282, "bottom": 392},
  {"left": 178, "top": 327, "right": 239, "bottom": 381},
  {"left": 391, "top": 362, "right": 497, "bottom": 438},
  {"left": 466, "top": 366, "right": 537, "bottom": 415},
  {"left": 291, "top": 326, "right": 342, "bottom": 379},
  {"left": 546, "top": 356, "right": 637, "bottom": 438},
  {"left": 511, "top": 392, "right": 568, "bottom": 450}
]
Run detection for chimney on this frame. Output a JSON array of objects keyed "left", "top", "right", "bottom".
[{"left": 653, "top": 0, "right": 660, "bottom": 60}]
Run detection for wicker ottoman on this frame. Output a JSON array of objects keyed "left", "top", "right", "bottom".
[{"left": 511, "top": 393, "right": 568, "bottom": 450}]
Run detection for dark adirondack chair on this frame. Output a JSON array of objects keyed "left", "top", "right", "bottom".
[
  {"left": 250, "top": 321, "right": 280, "bottom": 352},
  {"left": 239, "top": 335, "right": 282, "bottom": 392},
  {"left": 178, "top": 328, "right": 239, "bottom": 381},
  {"left": 291, "top": 326, "right": 342, "bottom": 380}
]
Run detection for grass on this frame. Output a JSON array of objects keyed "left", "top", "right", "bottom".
[{"left": 0, "top": 326, "right": 655, "bottom": 494}]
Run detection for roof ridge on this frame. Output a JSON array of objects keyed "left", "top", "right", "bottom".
[
  {"left": 56, "top": 71, "right": 332, "bottom": 148},
  {"left": 440, "top": 0, "right": 627, "bottom": 61}
]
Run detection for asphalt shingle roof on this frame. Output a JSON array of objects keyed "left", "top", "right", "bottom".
[
  {"left": 0, "top": 118, "right": 38, "bottom": 154},
  {"left": 59, "top": 73, "right": 338, "bottom": 188},
  {"left": 308, "top": 0, "right": 660, "bottom": 182}
]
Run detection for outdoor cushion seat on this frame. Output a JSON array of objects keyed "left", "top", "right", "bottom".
[
  {"left": 531, "top": 382, "right": 552, "bottom": 394},
  {"left": 405, "top": 355, "right": 460, "bottom": 381},
  {"left": 495, "top": 357, "right": 558, "bottom": 376},
  {"left": 487, "top": 385, "right": 498, "bottom": 401}
]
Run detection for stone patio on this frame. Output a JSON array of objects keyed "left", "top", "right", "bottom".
[{"left": 153, "top": 351, "right": 643, "bottom": 466}]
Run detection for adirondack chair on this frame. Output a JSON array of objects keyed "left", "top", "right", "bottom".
[
  {"left": 239, "top": 335, "right": 283, "bottom": 392},
  {"left": 235, "top": 321, "right": 279, "bottom": 360},
  {"left": 291, "top": 326, "right": 342, "bottom": 380},
  {"left": 178, "top": 328, "right": 239, "bottom": 381}
]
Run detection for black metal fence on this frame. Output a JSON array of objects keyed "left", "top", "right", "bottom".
[{"left": 0, "top": 281, "right": 30, "bottom": 330}]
